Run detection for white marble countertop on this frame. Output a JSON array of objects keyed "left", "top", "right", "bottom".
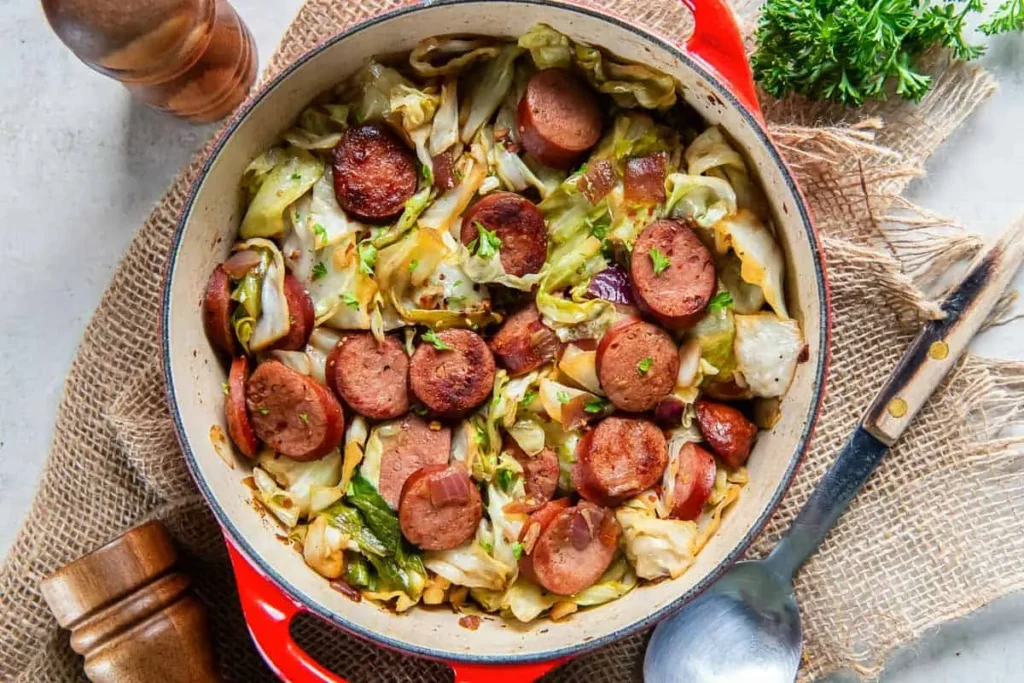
[{"left": 1, "top": 0, "right": 1021, "bottom": 680}]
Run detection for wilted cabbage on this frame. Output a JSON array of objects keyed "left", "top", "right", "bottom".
[
  {"left": 389, "top": 84, "right": 440, "bottom": 132},
  {"left": 347, "top": 61, "right": 413, "bottom": 123},
  {"left": 241, "top": 238, "right": 291, "bottom": 351},
  {"left": 424, "top": 541, "right": 511, "bottom": 590},
  {"left": 518, "top": 24, "right": 573, "bottom": 69},
  {"left": 257, "top": 448, "right": 343, "bottom": 518},
  {"left": 688, "top": 307, "right": 736, "bottom": 381},
  {"left": 713, "top": 210, "right": 788, "bottom": 318},
  {"left": 304, "top": 514, "right": 349, "bottom": 579},
  {"left": 240, "top": 147, "right": 324, "bottom": 239},
  {"left": 718, "top": 251, "right": 766, "bottom": 314},
  {"left": 410, "top": 36, "right": 502, "bottom": 77},
  {"left": 733, "top": 312, "right": 805, "bottom": 397},
  {"left": 428, "top": 78, "right": 460, "bottom": 156},
  {"left": 574, "top": 556, "right": 638, "bottom": 606},
  {"left": 664, "top": 173, "right": 738, "bottom": 228},
  {"left": 617, "top": 492, "right": 699, "bottom": 580},
  {"left": 460, "top": 45, "right": 523, "bottom": 144},
  {"left": 283, "top": 103, "right": 349, "bottom": 150}
]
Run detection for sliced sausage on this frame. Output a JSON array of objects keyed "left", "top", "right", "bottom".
[
  {"left": 630, "top": 219, "right": 716, "bottom": 329},
  {"left": 489, "top": 304, "right": 561, "bottom": 376},
  {"left": 695, "top": 399, "right": 757, "bottom": 468},
  {"left": 226, "top": 357, "right": 258, "bottom": 458},
  {"left": 574, "top": 416, "right": 668, "bottom": 506},
  {"left": 245, "top": 360, "right": 345, "bottom": 461},
  {"left": 623, "top": 153, "right": 667, "bottom": 205},
  {"left": 332, "top": 124, "right": 418, "bottom": 223},
  {"left": 517, "top": 68, "right": 603, "bottom": 169},
  {"left": 399, "top": 464, "right": 482, "bottom": 551},
  {"left": 270, "top": 275, "right": 315, "bottom": 352},
  {"left": 504, "top": 437, "right": 559, "bottom": 502},
  {"left": 326, "top": 332, "right": 409, "bottom": 419},
  {"left": 409, "top": 329, "right": 496, "bottom": 418},
  {"left": 203, "top": 265, "right": 237, "bottom": 356},
  {"left": 596, "top": 318, "right": 679, "bottom": 412},
  {"left": 517, "top": 498, "right": 572, "bottom": 583},
  {"left": 669, "top": 443, "right": 717, "bottom": 521},
  {"left": 529, "top": 502, "right": 620, "bottom": 595},
  {"left": 461, "top": 192, "right": 548, "bottom": 277},
  {"left": 376, "top": 414, "right": 452, "bottom": 508}
]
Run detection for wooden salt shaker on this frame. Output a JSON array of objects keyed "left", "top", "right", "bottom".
[{"left": 40, "top": 521, "right": 219, "bottom": 683}]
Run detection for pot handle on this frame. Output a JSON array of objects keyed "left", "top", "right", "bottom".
[
  {"left": 225, "top": 535, "right": 562, "bottom": 682},
  {"left": 679, "top": 0, "right": 764, "bottom": 123}
]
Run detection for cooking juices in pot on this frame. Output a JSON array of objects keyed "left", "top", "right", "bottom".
[{"left": 202, "top": 24, "right": 806, "bottom": 623}]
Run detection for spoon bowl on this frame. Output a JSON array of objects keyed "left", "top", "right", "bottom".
[{"left": 644, "top": 560, "right": 801, "bottom": 683}]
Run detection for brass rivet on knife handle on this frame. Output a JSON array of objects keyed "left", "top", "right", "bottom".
[
  {"left": 864, "top": 217, "right": 1024, "bottom": 446},
  {"left": 39, "top": 521, "right": 220, "bottom": 683}
]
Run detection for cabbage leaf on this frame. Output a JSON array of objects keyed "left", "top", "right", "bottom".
[
  {"left": 713, "top": 210, "right": 788, "bottom": 318},
  {"left": 733, "top": 312, "right": 804, "bottom": 397},
  {"left": 240, "top": 148, "right": 323, "bottom": 239}
]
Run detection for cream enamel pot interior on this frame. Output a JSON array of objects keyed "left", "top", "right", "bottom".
[{"left": 162, "top": 1, "right": 831, "bottom": 680}]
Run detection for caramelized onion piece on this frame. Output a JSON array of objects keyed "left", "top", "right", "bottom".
[
  {"left": 222, "top": 249, "right": 263, "bottom": 279},
  {"left": 587, "top": 264, "right": 635, "bottom": 305},
  {"left": 428, "top": 467, "right": 471, "bottom": 507}
]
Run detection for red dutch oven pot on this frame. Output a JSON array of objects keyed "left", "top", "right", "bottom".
[{"left": 163, "top": 0, "right": 831, "bottom": 680}]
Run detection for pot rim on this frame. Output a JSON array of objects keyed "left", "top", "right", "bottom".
[{"left": 162, "top": 0, "right": 831, "bottom": 665}]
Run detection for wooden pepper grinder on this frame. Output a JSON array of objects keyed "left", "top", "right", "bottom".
[
  {"left": 42, "top": 0, "right": 257, "bottom": 123},
  {"left": 40, "top": 521, "right": 219, "bottom": 682}
]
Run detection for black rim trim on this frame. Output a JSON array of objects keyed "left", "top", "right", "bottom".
[{"left": 162, "top": 0, "right": 830, "bottom": 667}]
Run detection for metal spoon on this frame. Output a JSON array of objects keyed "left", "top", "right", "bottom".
[{"left": 644, "top": 221, "right": 1024, "bottom": 683}]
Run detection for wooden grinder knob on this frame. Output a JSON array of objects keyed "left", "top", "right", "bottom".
[{"left": 40, "top": 521, "right": 218, "bottom": 683}]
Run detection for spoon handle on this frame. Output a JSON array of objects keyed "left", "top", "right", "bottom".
[{"left": 765, "top": 220, "right": 1024, "bottom": 579}]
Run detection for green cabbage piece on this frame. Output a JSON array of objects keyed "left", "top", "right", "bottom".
[
  {"left": 460, "top": 44, "right": 523, "bottom": 144},
  {"left": 410, "top": 36, "right": 502, "bottom": 78},
  {"left": 283, "top": 104, "right": 349, "bottom": 150},
  {"left": 574, "top": 555, "right": 638, "bottom": 606},
  {"left": 689, "top": 306, "right": 736, "bottom": 381},
  {"left": 347, "top": 61, "right": 414, "bottom": 124},
  {"left": 390, "top": 84, "right": 440, "bottom": 132},
  {"left": 240, "top": 147, "right": 324, "bottom": 239},
  {"left": 518, "top": 24, "right": 573, "bottom": 69}
]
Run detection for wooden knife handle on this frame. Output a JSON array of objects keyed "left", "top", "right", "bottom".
[
  {"left": 864, "top": 217, "right": 1024, "bottom": 446},
  {"left": 40, "top": 521, "right": 219, "bottom": 683}
]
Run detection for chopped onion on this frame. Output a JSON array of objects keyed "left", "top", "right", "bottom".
[
  {"left": 570, "top": 509, "right": 595, "bottom": 550},
  {"left": 223, "top": 249, "right": 263, "bottom": 279},
  {"left": 654, "top": 396, "right": 686, "bottom": 428},
  {"left": 587, "top": 265, "right": 635, "bottom": 305},
  {"left": 429, "top": 468, "right": 471, "bottom": 507}
]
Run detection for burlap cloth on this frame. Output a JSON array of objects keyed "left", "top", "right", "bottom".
[{"left": 3, "top": 1, "right": 1023, "bottom": 681}]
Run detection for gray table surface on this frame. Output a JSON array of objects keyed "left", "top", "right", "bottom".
[{"left": 1, "top": 0, "right": 1021, "bottom": 680}]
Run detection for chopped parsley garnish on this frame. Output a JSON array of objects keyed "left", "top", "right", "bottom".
[
  {"left": 311, "top": 262, "right": 328, "bottom": 281},
  {"left": 259, "top": 408, "right": 269, "bottom": 415},
  {"left": 584, "top": 397, "right": 609, "bottom": 414},
  {"left": 471, "top": 222, "right": 502, "bottom": 259},
  {"left": 452, "top": 280, "right": 463, "bottom": 288},
  {"left": 480, "top": 540, "right": 494, "bottom": 553},
  {"left": 708, "top": 290, "right": 734, "bottom": 313},
  {"left": 496, "top": 468, "right": 517, "bottom": 493},
  {"left": 512, "top": 542, "right": 524, "bottom": 560},
  {"left": 299, "top": 412, "right": 309, "bottom": 424},
  {"left": 357, "top": 241, "right": 377, "bottom": 276},
  {"left": 556, "top": 390, "right": 571, "bottom": 405},
  {"left": 587, "top": 211, "right": 611, "bottom": 240},
  {"left": 221, "top": 381, "right": 230, "bottom": 396},
  {"left": 649, "top": 247, "right": 671, "bottom": 275},
  {"left": 312, "top": 223, "right": 328, "bottom": 245},
  {"left": 420, "top": 163, "right": 433, "bottom": 182},
  {"left": 577, "top": 162, "right": 589, "bottom": 175},
  {"left": 342, "top": 293, "right": 360, "bottom": 310},
  {"left": 408, "top": 260, "right": 419, "bottom": 273},
  {"left": 412, "top": 404, "right": 429, "bottom": 416},
  {"left": 520, "top": 389, "right": 538, "bottom": 408},
  {"left": 291, "top": 173, "right": 302, "bottom": 181},
  {"left": 637, "top": 357, "right": 654, "bottom": 375},
  {"left": 422, "top": 329, "right": 452, "bottom": 351}
]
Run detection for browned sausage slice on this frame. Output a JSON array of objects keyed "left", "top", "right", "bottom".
[
  {"left": 596, "top": 318, "right": 679, "bottom": 412},
  {"left": 399, "top": 464, "right": 482, "bottom": 551},
  {"left": 375, "top": 414, "right": 452, "bottom": 508},
  {"left": 461, "top": 193, "right": 548, "bottom": 277},
  {"left": 504, "top": 437, "right": 559, "bottom": 502},
  {"left": 226, "top": 357, "right": 258, "bottom": 458},
  {"left": 574, "top": 416, "right": 668, "bottom": 506},
  {"left": 488, "top": 304, "right": 561, "bottom": 376},
  {"left": 517, "top": 68, "right": 603, "bottom": 169},
  {"left": 246, "top": 360, "right": 345, "bottom": 461},
  {"left": 332, "top": 124, "right": 418, "bottom": 223},
  {"left": 270, "top": 275, "right": 315, "bottom": 352},
  {"left": 203, "top": 265, "right": 237, "bottom": 356},
  {"left": 695, "top": 399, "right": 757, "bottom": 468},
  {"left": 431, "top": 150, "right": 458, "bottom": 192},
  {"left": 326, "top": 332, "right": 409, "bottom": 419},
  {"left": 630, "top": 219, "right": 717, "bottom": 329},
  {"left": 529, "top": 502, "right": 620, "bottom": 595},
  {"left": 670, "top": 443, "right": 717, "bottom": 521},
  {"left": 409, "top": 329, "right": 496, "bottom": 418}
]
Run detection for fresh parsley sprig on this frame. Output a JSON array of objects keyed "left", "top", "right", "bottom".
[{"left": 751, "top": 0, "right": 1018, "bottom": 106}]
